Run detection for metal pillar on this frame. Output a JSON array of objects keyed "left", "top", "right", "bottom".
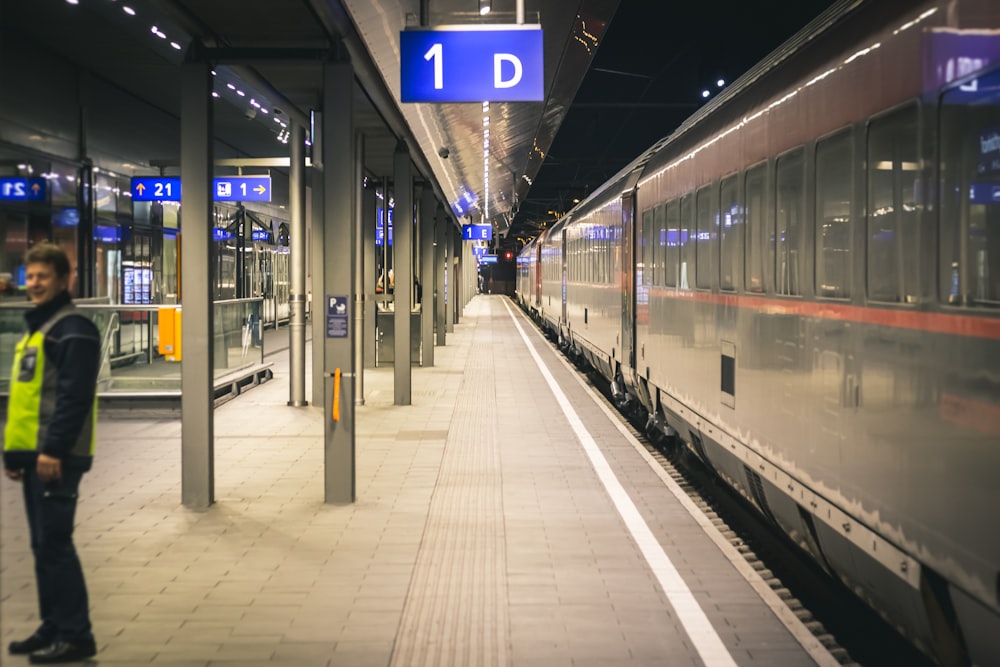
[
  {"left": 435, "top": 209, "right": 447, "bottom": 346},
  {"left": 354, "top": 133, "right": 365, "bottom": 405},
  {"left": 310, "top": 163, "right": 325, "bottom": 406},
  {"left": 454, "top": 235, "right": 462, "bottom": 324},
  {"left": 180, "top": 51, "right": 214, "bottom": 510},
  {"left": 447, "top": 225, "right": 456, "bottom": 332},
  {"left": 363, "top": 183, "right": 377, "bottom": 368},
  {"left": 321, "top": 58, "right": 355, "bottom": 504},
  {"left": 393, "top": 140, "right": 413, "bottom": 405},
  {"left": 289, "top": 120, "right": 308, "bottom": 406},
  {"left": 419, "top": 187, "right": 436, "bottom": 366}
]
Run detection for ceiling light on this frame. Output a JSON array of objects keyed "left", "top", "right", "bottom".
[
  {"left": 122, "top": 6, "right": 136, "bottom": 16},
  {"left": 65, "top": 0, "right": 79, "bottom": 5},
  {"left": 170, "top": 42, "right": 181, "bottom": 50},
  {"left": 717, "top": 78, "right": 725, "bottom": 87},
  {"left": 701, "top": 89, "right": 710, "bottom": 98},
  {"left": 479, "top": 0, "right": 491, "bottom": 15}
]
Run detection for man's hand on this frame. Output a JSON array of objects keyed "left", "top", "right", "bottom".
[
  {"left": 4, "top": 468, "right": 24, "bottom": 482},
  {"left": 36, "top": 454, "right": 62, "bottom": 482}
]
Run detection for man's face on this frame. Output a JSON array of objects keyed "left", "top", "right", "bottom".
[{"left": 25, "top": 262, "right": 69, "bottom": 306}]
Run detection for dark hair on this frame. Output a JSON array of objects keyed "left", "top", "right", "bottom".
[{"left": 25, "top": 243, "right": 71, "bottom": 278}]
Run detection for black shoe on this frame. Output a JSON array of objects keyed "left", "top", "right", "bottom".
[
  {"left": 8, "top": 633, "right": 52, "bottom": 655},
  {"left": 28, "top": 641, "right": 97, "bottom": 664}
]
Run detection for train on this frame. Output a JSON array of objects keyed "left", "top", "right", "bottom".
[{"left": 516, "top": 1, "right": 1000, "bottom": 664}]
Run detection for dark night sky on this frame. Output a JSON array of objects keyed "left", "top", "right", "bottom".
[{"left": 509, "top": 0, "right": 840, "bottom": 240}]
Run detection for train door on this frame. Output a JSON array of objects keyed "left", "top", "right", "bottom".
[
  {"left": 621, "top": 168, "right": 643, "bottom": 373},
  {"left": 534, "top": 239, "right": 542, "bottom": 307},
  {"left": 560, "top": 227, "right": 568, "bottom": 326}
]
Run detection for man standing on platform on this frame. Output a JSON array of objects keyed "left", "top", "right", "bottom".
[{"left": 4, "top": 243, "right": 100, "bottom": 664}]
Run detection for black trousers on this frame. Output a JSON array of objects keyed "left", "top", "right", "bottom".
[{"left": 21, "top": 467, "right": 94, "bottom": 645}]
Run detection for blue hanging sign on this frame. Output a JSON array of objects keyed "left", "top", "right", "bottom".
[
  {"left": 400, "top": 26, "right": 544, "bottom": 103},
  {"left": 131, "top": 176, "right": 272, "bottom": 202},
  {"left": 462, "top": 224, "right": 493, "bottom": 241},
  {"left": 0, "top": 177, "right": 47, "bottom": 201},
  {"left": 215, "top": 176, "right": 271, "bottom": 202}
]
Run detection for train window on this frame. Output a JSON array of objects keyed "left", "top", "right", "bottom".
[
  {"left": 720, "top": 175, "right": 741, "bottom": 291},
  {"left": 867, "top": 104, "right": 921, "bottom": 304},
  {"left": 775, "top": 149, "right": 804, "bottom": 296},
  {"left": 745, "top": 164, "right": 767, "bottom": 293},
  {"left": 816, "top": 130, "right": 853, "bottom": 299},
  {"left": 641, "top": 209, "right": 652, "bottom": 287},
  {"left": 664, "top": 200, "right": 680, "bottom": 287},
  {"left": 654, "top": 203, "right": 667, "bottom": 286},
  {"left": 939, "top": 66, "right": 1000, "bottom": 307},
  {"left": 695, "top": 186, "right": 716, "bottom": 290},
  {"left": 679, "top": 195, "right": 693, "bottom": 289}
]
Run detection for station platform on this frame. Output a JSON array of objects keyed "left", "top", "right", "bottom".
[{"left": 1, "top": 296, "right": 833, "bottom": 667}]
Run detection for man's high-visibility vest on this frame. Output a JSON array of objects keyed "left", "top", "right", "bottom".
[{"left": 4, "top": 305, "right": 97, "bottom": 457}]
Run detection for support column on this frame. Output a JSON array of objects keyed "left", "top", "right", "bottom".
[
  {"left": 321, "top": 58, "right": 355, "bottom": 504},
  {"left": 454, "top": 239, "right": 462, "bottom": 323},
  {"left": 180, "top": 51, "right": 214, "bottom": 509},
  {"left": 363, "top": 182, "right": 377, "bottom": 368},
  {"left": 393, "top": 141, "right": 413, "bottom": 405},
  {"left": 435, "top": 208, "right": 447, "bottom": 346},
  {"left": 353, "top": 133, "right": 365, "bottom": 405},
  {"left": 444, "top": 224, "right": 461, "bottom": 333},
  {"left": 310, "top": 165, "right": 325, "bottom": 406},
  {"left": 289, "top": 120, "right": 307, "bottom": 406},
  {"left": 419, "top": 187, "right": 436, "bottom": 366}
]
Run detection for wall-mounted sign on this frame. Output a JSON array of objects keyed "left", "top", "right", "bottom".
[
  {"left": 400, "top": 26, "right": 544, "bottom": 102},
  {"left": 462, "top": 224, "right": 493, "bottom": 241},
  {"left": 131, "top": 176, "right": 271, "bottom": 202},
  {"left": 326, "top": 296, "right": 349, "bottom": 338},
  {"left": 480, "top": 254, "right": 498, "bottom": 264}
]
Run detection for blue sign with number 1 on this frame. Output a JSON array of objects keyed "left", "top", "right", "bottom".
[{"left": 400, "top": 26, "right": 544, "bottom": 103}]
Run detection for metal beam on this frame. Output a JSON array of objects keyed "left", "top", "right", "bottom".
[
  {"left": 393, "top": 141, "right": 413, "bottom": 405},
  {"left": 288, "top": 120, "right": 308, "bottom": 406},
  {"left": 321, "top": 58, "right": 356, "bottom": 504},
  {"left": 180, "top": 51, "right": 214, "bottom": 510}
]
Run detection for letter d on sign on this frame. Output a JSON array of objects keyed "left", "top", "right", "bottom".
[{"left": 494, "top": 53, "right": 523, "bottom": 89}]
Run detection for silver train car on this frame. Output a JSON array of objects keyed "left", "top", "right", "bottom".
[{"left": 517, "top": 1, "right": 1000, "bottom": 664}]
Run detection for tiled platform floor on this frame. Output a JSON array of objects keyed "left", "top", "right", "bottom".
[{"left": 1, "top": 296, "right": 828, "bottom": 666}]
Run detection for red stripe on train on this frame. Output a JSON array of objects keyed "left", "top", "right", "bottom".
[{"left": 641, "top": 288, "right": 1000, "bottom": 339}]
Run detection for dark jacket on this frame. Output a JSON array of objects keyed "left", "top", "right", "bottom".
[{"left": 3, "top": 290, "right": 101, "bottom": 472}]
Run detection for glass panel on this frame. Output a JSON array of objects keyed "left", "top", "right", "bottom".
[
  {"left": 654, "top": 204, "right": 667, "bottom": 286},
  {"left": 816, "top": 131, "right": 853, "bottom": 298},
  {"left": 775, "top": 149, "right": 804, "bottom": 296},
  {"left": 939, "top": 67, "right": 1000, "bottom": 306},
  {"left": 745, "top": 164, "right": 766, "bottom": 293},
  {"left": 663, "top": 201, "right": 679, "bottom": 287},
  {"left": 720, "top": 175, "right": 741, "bottom": 291},
  {"left": 867, "top": 104, "right": 920, "bottom": 303},
  {"left": 641, "top": 209, "right": 652, "bottom": 286},
  {"left": 695, "top": 185, "right": 716, "bottom": 289},
  {"left": 679, "top": 194, "right": 693, "bottom": 289}
]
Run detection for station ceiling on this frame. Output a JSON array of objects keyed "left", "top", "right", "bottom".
[{"left": 3, "top": 0, "right": 617, "bottom": 234}]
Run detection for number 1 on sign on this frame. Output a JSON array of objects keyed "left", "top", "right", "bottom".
[{"left": 424, "top": 42, "right": 443, "bottom": 89}]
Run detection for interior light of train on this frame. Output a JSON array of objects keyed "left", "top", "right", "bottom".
[{"left": 875, "top": 161, "right": 919, "bottom": 171}]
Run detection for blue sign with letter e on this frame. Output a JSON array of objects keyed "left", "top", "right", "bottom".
[
  {"left": 400, "top": 26, "right": 544, "bottom": 103},
  {"left": 462, "top": 224, "right": 493, "bottom": 241}
]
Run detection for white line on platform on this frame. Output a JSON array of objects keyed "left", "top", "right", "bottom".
[
  {"left": 502, "top": 300, "right": 739, "bottom": 667},
  {"left": 503, "top": 299, "right": 841, "bottom": 667}
]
